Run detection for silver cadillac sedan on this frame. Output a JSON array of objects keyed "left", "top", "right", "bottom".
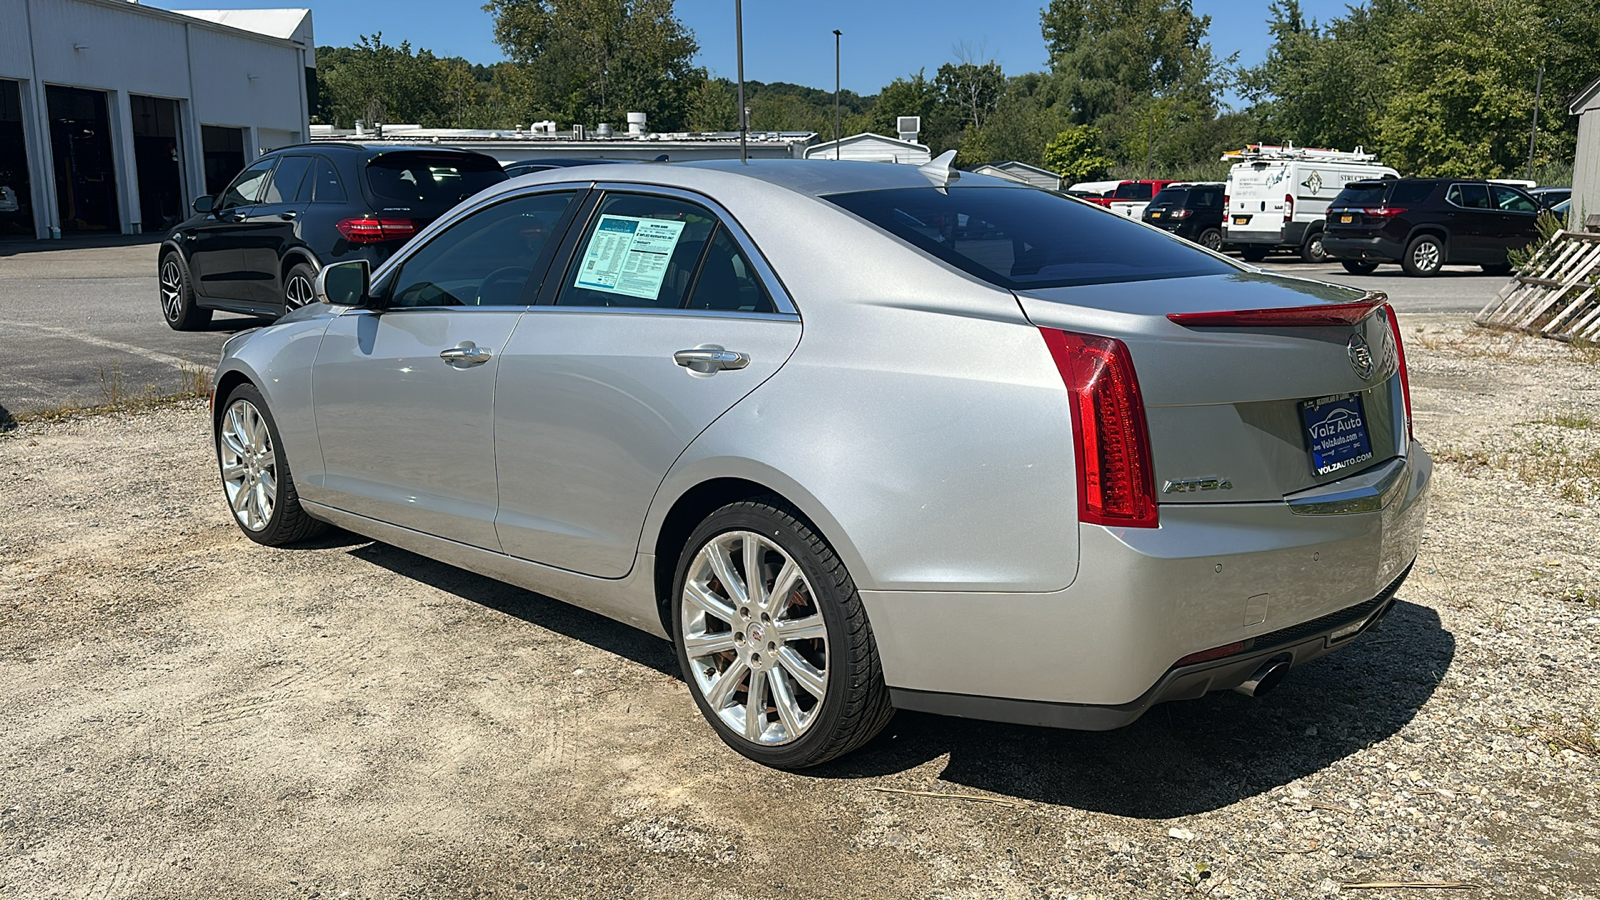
[{"left": 209, "top": 157, "right": 1431, "bottom": 768}]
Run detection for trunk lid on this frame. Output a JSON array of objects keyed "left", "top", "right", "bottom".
[{"left": 1016, "top": 271, "right": 1406, "bottom": 504}]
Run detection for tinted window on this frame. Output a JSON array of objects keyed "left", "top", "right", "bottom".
[
  {"left": 309, "top": 157, "right": 346, "bottom": 203},
  {"left": 217, "top": 158, "right": 275, "bottom": 210},
  {"left": 1190, "top": 187, "right": 1221, "bottom": 208},
  {"left": 1492, "top": 185, "right": 1537, "bottom": 213},
  {"left": 828, "top": 186, "right": 1235, "bottom": 289},
  {"left": 1389, "top": 182, "right": 1434, "bottom": 206},
  {"left": 388, "top": 192, "right": 576, "bottom": 308},
  {"left": 261, "top": 155, "right": 312, "bottom": 204},
  {"left": 1113, "top": 182, "right": 1154, "bottom": 201},
  {"left": 1334, "top": 183, "right": 1389, "bottom": 207},
  {"left": 366, "top": 152, "right": 506, "bottom": 206},
  {"left": 1448, "top": 184, "right": 1491, "bottom": 209},
  {"left": 1150, "top": 187, "right": 1189, "bottom": 207},
  {"left": 557, "top": 194, "right": 719, "bottom": 309},
  {"left": 686, "top": 226, "right": 775, "bottom": 313}
]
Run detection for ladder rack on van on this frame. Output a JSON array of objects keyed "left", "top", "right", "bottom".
[{"left": 1222, "top": 144, "right": 1379, "bottom": 164}]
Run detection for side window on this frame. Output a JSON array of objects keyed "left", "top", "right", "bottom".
[
  {"left": 261, "top": 155, "right": 312, "bottom": 204},
  {"left": 686, "top": 226, "right": 776, "bottom": 314},
  {"left": 310, "top": 158, "right": 346, "bottom": 204},
  {"left": 556, "top": 194, "right": 718, "bottom": 309},
  {"left": 1389, "top": 182, "right": 1434, "bottom": 206},
  {"left": 1448, "top": 183, "right": 1490, "bottom": 209},
  {"left": 217, "top": 158, "right": 275, "bottom": 211},
  {"left": 1492, "top": 185, "right": 1537, "bottom": 213},
  {"left": 387, "top": 191, "right": 576, "bottom": 308},
  {"left": 1193, "top": 188, "right": 1219, "bottom": 208}
]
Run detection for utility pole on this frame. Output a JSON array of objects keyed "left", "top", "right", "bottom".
[
  {"left": 736, "top": 0, "right": 747, "bottom": 164},
  {"left": 833, "top": 29, "right": 842, "bottom": 160},
  {"left": 1527, "top": 65, "right": 1544, "bottom": 184}
]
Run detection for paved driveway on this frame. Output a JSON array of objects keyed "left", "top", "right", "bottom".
[{"left": 0, "top": 240, "right": 1511, "bottom": 420}]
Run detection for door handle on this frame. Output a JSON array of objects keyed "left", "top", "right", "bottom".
[
  {"left": 673, "top": 348, "right": 749, "bottom": 371},
  {"left": 440, "top": 343, "right": 493, "bottom": 367},
  {"left": 280, "top": 211, "right": 298, "bottom": 221}
]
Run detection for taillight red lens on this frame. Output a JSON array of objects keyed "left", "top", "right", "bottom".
[
  {"left": 1174, "top": 641, "right": 1245, "bottom": 667},
  {"left": 1384, "top": 304, "right": 1414, "bottom": 442},
  {"left": 1171, "top": 208, "right": 1192, "bottom": 219},
  {"left": 1167, "top": 296, "right": 1386, "bottom": 328},
  {"left": 336, "top": 217, "right": 417, "bottom": 243},
  {"left": 1283, "top": 192, "right": 1294, "bottom": 222},
  {"left": 1039, "top": 329, "right": 1158, "bottom": 528}
]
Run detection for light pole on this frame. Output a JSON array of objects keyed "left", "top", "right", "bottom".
[
  {"left": 736, "top": 0, "right": 747, "bottom": 164},
  {"left": 1527, "top": 65, "right": 1544, "bottom": 184},
  {"left": 833, "top": 29, "right": 842, "bottom": 160}
]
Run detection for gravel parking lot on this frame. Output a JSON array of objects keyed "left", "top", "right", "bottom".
[{"left": 1, "top": 310, "right": 1597, "bottom": 898}]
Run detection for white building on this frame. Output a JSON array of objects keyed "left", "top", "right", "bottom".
[
  {"left": 972, "top": 161, "right": 1062, "bottom": 191},
  {"left": 804, "top": 132, "right": 931, "bottom": 166},
  {"left": 311, "top": 123, "right": 820, "bottom": 166},
  {"left": 1571, "top": 75, "right": 1600, "bottom": 231},
  {"left": 0, "top": 0, "right": 313, "bottom": 239}
]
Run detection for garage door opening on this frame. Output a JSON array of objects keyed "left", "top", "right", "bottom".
[
  {"left": 1, "top": 80, "right": 35, "bottom": 238},
  {"left": 131, "top": 95, "right": 185, "bottom": 233},
  {"left": 201, "top": 125, "right": 245, "bottom": 198},
  {"left": 46, "top": 86, "right": 120, "bottom": 233}
]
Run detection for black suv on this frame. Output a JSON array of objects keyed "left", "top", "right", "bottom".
[
  {"left": 1323, "top": 178, "right": 1541, "bottom": 277},
  {"left": 158, "top": 143, "right": 506, "bottom": 329},
  {"left": 1141, "top": 182, "right": 1225, "bottom": 251}
]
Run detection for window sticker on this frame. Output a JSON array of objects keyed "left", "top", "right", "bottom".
[{"left": 573, "top": 214, "right": 687, "bottom": 301}]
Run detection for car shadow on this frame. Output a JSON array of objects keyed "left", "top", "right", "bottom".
[
  {"left": 337, "top": 539, "right": 1451, "bottom": 816},
  {"left": 346, "top": 541, "right": 679, "bottom": 678}
]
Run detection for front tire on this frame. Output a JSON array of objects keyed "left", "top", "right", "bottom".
[
  {"left": 671, "top": 498, "right": 892, "bottom": 768},
  {"left": 1341, "top": 260, "right": 1379, "bottom": 275},
  {"left": 217, "top": 383, "right": 328, "bottom": 546},
  {"left": 1240, "top": 245, "right": 1269, "bottom": 262},
  {"left": 1401, "top": 235, "right": 1445, "bottom": 277},
  {"left": 283, "top": 262, "right": 318, "bottom": 315},
  {"left": 159, "top": 251, "right": 212, "bottom": 331}
]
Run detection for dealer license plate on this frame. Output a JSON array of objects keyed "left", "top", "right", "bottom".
[
  {"left": 1339, "top": 214, "right": 1354, "bottom": 223},
  {"left": 1299, "top": 393, "right": 1374, "bottom": 476}
]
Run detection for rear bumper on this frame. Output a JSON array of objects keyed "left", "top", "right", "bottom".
[
  {"left": 1222, "top": 220, "right": 1308, "bottom": 247},
  {"left": 863, "top": 442, "right": 1432, "bottom": 728},
  {"left": 1324, "top": 234, "right": 1404, "bottom": 262}
]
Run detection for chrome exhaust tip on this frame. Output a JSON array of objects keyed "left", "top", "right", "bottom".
[{"left": 1234, "top": 658, "right": 1291, "bottom": 698}]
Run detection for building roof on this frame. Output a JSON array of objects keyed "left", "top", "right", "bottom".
[
  {"left": 804, "top": 132, "right": 930, "bottom": 157},
  {"left": 1573, "top": 74, "right": 1600, "bottom": 115},
  {"left": 977, "top": 161, "right": 1059, "bottom": 179},
  {"left": 168, "top": 8, "right": 311, "bottom": 40}
]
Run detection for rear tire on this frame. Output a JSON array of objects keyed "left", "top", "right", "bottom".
[
  {"left": 1341, "top": 260, "right": 1379, "bottom": 275},
  {"left": 217, "top": 383, "right": 329, "bottom": 547},
  {"left": 159, "top": 251, "right": 212, "bottom": 331},
  {"left": 1240, "top": 245, "right": 1269, "bottom": 262},
  {"left": 1196, "top": 228, "right": 1224, "bottom": 252},
  {"left": 283, "top": 262, "right": 318, "bottom": 315},
  {"left": 1299, "top": 230, "right": 1329, "bottom": 263},
  {"left": 671, "top": 498, "right": 893, "bottom": 768},
  {"left": 1401, "top": 235, "right": 1445, "bottom": 277}
]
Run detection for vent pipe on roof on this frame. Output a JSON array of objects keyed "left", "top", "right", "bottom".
[{"left": 627, "top": 112, "right": 647, "bottom": 136}]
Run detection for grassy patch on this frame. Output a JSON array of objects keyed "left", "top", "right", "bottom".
[
  {"left": 1433, "top": 439, "right": 1600, "bottom": 501},
  {"left": 0, "top": 364, "right": 211, "bottom": 431},
  {"left": 1531, "top": 411, "right": 1600, "bottom": 430}
]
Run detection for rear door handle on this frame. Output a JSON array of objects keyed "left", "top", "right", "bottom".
[
  {"left": 280, "top": 211, "right": 298, "bottom": 221},
  {"left": 673, "top": 348, "right": 748, "bottom": 371},
  {"left": 440, "top": 342, "right": 493, "bottom": 367}
]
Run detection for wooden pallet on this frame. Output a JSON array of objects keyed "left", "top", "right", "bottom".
[{"left": 1474, "top": 230, "right": 1600, "bottom": 342}]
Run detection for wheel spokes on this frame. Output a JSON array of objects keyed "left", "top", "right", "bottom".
[
  {"left": 705, "top": 539, "right": 747, "bottom": 606},
  {"left": 744, "top": 669, "right": 768, "bottom": 740}
]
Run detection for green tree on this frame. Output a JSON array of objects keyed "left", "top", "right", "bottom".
[
  {"left": 1042, "top": 124, "right": 1115, "bottom": 182},
  {"left": 1041, "top": 0, "right": 1225, "bottom": 127},
  {"left": 315, "top": 34, "right": 448, "bottom": 128},
  {"left": 484, "top": 0, "right": 702, "bottom": 131},
  {"left": 936, "top": 60, "right": 1006, "bottom": 132},
  {"left": 871, "top": 70, "right": 947, "bottom": 143}
]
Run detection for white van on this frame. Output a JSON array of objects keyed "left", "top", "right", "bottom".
[{"left": 1222, "top": 146, "right": 1398, "bottom": 263}]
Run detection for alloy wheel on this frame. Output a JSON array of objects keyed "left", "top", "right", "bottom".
[
  {"left": 219, "top": 398, "right": 278, "bottom": 531},
  {"left": 160, "top": 258, "right": 184, "bottom": 321},
  {"left": 1412, "top": 241, "right": 1441, "bottom": 272},
  {"left": 681, "top": 531, "right": 829, "bottom": 746},
  {"left": 285, "top": 273, "right": 315, "bottom": 311}
]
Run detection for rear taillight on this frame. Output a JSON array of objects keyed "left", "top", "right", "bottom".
[
  {"left": 1039, "top": 329, "right": 1158, "bottom": 529},
  {"left": 1283, "top": 192, "right": 1294, "bottom": 223},
  {"left": 335, "top": 217, "right": 418, "bottom": 244},
  {"left": 1361, "top": 207, "right": 1407, "bottom": 217},
  {"left": 1166, "top": 296, "right": 1386, "bottom": 328},
  {"left": 1222, "top": 193, "right": 1229, "bottom": 210},
  {"left": 1384, "top": 305, "right": 1414, "bottom": 442},
  {"left": 1170, "top": 208, "right": 1193, "bottom": 219}
]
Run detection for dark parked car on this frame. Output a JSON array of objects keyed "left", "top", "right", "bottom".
[
  {"left": 1323, "top": 178, "right": 1542, "bottom": 277},
  {"left": 1141, "top": 182, "right": 1225, "bottom": 251},
  {"left": 502, "top": 157, "right": 637, "bottom": 177},
  {"left": 158, "top": 143, "right": 507, "bottom": 329},
  {"left": 1529, "top": 186, "right": 1571, "bottom": 210}
]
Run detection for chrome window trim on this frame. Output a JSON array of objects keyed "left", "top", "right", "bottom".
[
  {"left": 579, "top": 181, "right": 798, "bottom": 317},
  {"left": 369, "top": 181, "right": 594, "bottom": 310},
  {"left": 514, "top": 306, "right": 798, "bottom": 323},
  {"left": 1444, "top": 182, "right": 1491, "bottom": 212}
]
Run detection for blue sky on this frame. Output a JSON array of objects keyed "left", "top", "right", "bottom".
[{"left": 172, "top": 0, "right": 1356, "bottom": 106}]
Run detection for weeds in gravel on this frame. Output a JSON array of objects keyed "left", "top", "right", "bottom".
[
  {"left": 1530, "top": 716, "right": 1600, "bottom": 758},
  {"left": 1569, "top": 338, "right": 1600, "bottom": 365},
  {"left": 1530, "top": 410, "right": 1599, "bottom": 429},
  {"left": 0, "top": 364, "right": 211, "bottom": 431},
  {"left": 1434, "top": 440, "right": 1600, "bottom": 502}
]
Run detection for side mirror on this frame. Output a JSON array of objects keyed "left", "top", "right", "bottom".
[
  {"left": 316, "top": 260, "right": 371, "bottom": 307},
  {"left": 192, "top": 195, "right": 214, "bottom": 214}
]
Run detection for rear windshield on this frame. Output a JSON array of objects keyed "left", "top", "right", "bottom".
[
  {"left": 366, "top": 153, "right": 507, "bottom": 206},
  {"left": 1151, "top": 187, "right": 1189, "bottom": 205},
  {"left": 827, "top": 186, "right": 1235, "bottom": 289},
  {"left": 1112, "top": 182, "right": 1154, "bottom": 201},
  {"left": 1334, "top": 183, "right": 1390, "bottom": 207}
]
